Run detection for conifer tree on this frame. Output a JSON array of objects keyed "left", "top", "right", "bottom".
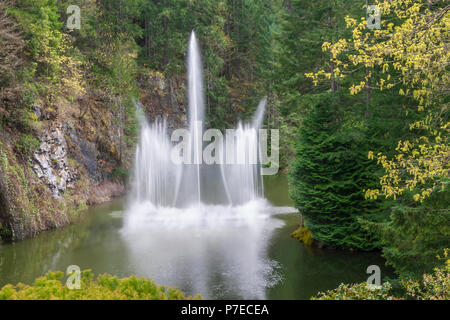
[{"left": 289, "top": 93, "right": 381, "bottom": 250}]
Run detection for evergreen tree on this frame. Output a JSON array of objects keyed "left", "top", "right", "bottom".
[
  {"left": 289, "top": 93, "right": 381, "bottom": 250},
  {"left": 272, "top": 0, "right": 363, "bottom": 169}
]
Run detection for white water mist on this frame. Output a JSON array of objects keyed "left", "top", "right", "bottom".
[{"left": 122, "top": 31, "right": 281, "bottom": 299}]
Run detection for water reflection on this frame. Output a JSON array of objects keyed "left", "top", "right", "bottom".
[
  {"left": 121, "top": 199, "right": 284, "bottom": 299},
  {"left": 0, "top": 217, "right": 91, "bottom": 286},
  {"left": 0, "top": 176, "right": 393, "bottom": 299}
]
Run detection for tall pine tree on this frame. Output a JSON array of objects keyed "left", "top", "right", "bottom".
[{"left": 289, "top": 93, "right": 381, "bottom": 250}]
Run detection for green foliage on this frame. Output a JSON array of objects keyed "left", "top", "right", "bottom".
[
  {"left": 0, "top": 225, "right": 12, "bottom": 240},
  {"left": 0, "top": 0, "right": 447, "bottom": 296},
  {"left": 0, "top": 270, "right": 201, "bottom": 300},
  {"left": 313, "top": 253, "right": 450, "bottom": 300},
  {"left": 402, "top": 251, "right": 450, "bottom": 300},
  {"left": 361, "top": 188, "right": 450, "bottom": 279},
  {"left": 289, "top": 93, "right": 382, "bottom": 250},
  {"left": 291, "top": 226, "right": 313, "bottom": 246},
  {"left": 2, "top": 0, "right": 282, "bottom": 153},
  {"left": 281, "top": 1, "right": 448, "bottom": 288},
  {"left": 11, "top": 0, "right": 85, "bottom": 102},
  {"left": 14, "top": 133, "right": 40, "bottom": 157},
  {"left": 135, "top": 0, "right": 279, "bottom": 127},
  {"left": 312, "top": 282, "right": 394, "bottom": 300},
  {"left": 112, "top": 167, "right": 129, "bottom": 183}
]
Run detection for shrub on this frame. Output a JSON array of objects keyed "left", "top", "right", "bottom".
[
  {"left": 402, "top": 251, "right": 450, "bottom": 300},
  {"left": 112, "top": 167, "right": 129, "bottom": 183},
  {"left": 312, "top": 252, "right": 450, "bottom": 300},
  {"left": 312, "top": 282, "right": 394, "bottom": 300},
  {"left": 361, "top": 190, "right": 450, "bottom": 279},
  {"left": 14, "top": 134, "right": 40, "bottom": 157},
  {"left": 292, "top": 226, "right": 313, "bottom": 246},
  {"left": 0, "top": 270, "right": 201, "bottom": 300}
]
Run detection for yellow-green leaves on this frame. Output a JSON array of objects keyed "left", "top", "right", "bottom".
[
  {"left": 308, "top": 0, "right": 449, "bottom": 201},
  {"left": 0, "top": 270, "right": 201, "bottom": 300}
]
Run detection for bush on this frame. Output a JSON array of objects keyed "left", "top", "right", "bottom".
[
  {"left": 112, "top": 167, "right": 129, "bottom": 183},
  {"left": 402, "top": 251, "right": 450, "bottom": 300},
  {"left": 312, "top": 253, "right": 450, "bottom": 300},
  {"left": 312, "top": 282, "right": 394, "bottom": 300},
  {"left": 361, "top": 188, "right": 450, "bottom": 279},
  {"left": 292, "top": 226, "right": 313, "bottom": 246},
  {"left": 14, "top": 133, "right": 40, "bottom": 157},
  {"left": 0, "top": 270, "right": 201, "bottom": 300}
]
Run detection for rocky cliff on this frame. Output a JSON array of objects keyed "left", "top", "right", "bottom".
[{"left": 0, "top": 72, "right": 185, "bottom": 241}]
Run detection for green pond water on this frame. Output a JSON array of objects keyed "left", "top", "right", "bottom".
[{"left": 0, "top": 175, "right": 392, "bottom": 299}]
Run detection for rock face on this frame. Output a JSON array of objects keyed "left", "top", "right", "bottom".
[
  {"left": 0, "top": 72, "right": 186, "bottom": 241},
  {"left": 32, "top": 126, "right": 77, "bottom": 198},
  {"left": 67, "top": 128, "right": 102, "bottom": 183},
  {"left": 138, "top": 71, "right": 186, "bottom": 130},
  {"left": 28, "top": 73, "right": 187, "bottom": 201}
]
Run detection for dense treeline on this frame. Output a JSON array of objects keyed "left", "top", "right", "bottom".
[
  {"left": 0, "top": 0, "right": 280, "bottom": 154},
  {"left": 0, "top": 0, "right": 448, "bottom": 292},
  {"left": 283, "top": 0, "right": 449, "bottom": 282}
]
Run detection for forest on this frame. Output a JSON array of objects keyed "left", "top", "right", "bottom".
[{"left": 0, "top": 0, "right": 448, "bottom": 300}]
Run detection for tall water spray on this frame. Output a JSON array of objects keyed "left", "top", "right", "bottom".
[
  {"left": 224, "top": 97, "right": 267, "bottom": 204},
  {"left": 131, "top": 108, "right": 177, "bottom": 207},
  {"left": 187, "top": 32, "right": 204, "bottom": 204},
  {"left": 129, "top": 31, "right": 266, "bottom": 208}
]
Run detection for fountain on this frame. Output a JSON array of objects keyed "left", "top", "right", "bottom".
[
  {"left": 132, "top": 113, "right": 177, "bottom": 207},
  {"left": 122, "top": 31, "right": 282, "bottom": 299},
  {"left": 129, "top": 31, "right": 266, "bottom": 208}
]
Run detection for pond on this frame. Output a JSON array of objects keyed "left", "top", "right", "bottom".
[{"left": 0, "top": 175, "right": 392, "bottom": 299}]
